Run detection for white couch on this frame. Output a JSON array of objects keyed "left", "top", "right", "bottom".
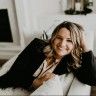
[
  {"left": 31, "top": 73, "right": 91, "bottom": 96},
  {"left": 0, "top": 53, "right": 91, "bottom": 95}
]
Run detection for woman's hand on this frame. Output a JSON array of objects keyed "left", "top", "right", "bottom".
[
  {"left": 80, "top": 32, "right": 90, "bottom": 52},
  {"left": 32, "top": 72, "right": 55, "bottom": 89}
]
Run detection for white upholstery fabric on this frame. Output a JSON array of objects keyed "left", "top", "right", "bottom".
[
  {"left": 30, "top": 75, "right": 64, "bottom": 95},
  {"left": 0, "top": 88, "right": 29, "bottom": 95},
  {"left": 68, "top": 77, "right": 91, "bottom": 96},
  {"left": 0, "top": 54, "right": 19, "bottom": 76},
  {"left": 31, "top": 73, "right": 91, "bottom": 96},
  {"left": 59, "top": 73, "right": 74, "bottom": 95},
  {"left": 31, "top": 73, "right": 74, "bottom": 96}
]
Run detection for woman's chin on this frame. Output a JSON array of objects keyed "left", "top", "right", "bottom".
[{"left": 55, "top": 53, "right": 68, "bottom": 59}]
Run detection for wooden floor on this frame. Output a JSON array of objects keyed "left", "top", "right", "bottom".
[
  {"left": 91, "top": 86, "right": 96, "bottom": 96},
  {"left": 0, "top": 59, "right": 96, "bottom": 95}
]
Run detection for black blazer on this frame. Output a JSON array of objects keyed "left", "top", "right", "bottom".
[{"left": 0, "top": 38, "right": 96, "bottom": 90}]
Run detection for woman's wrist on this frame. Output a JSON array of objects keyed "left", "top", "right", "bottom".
[
  {"left": 83, "top": 44, "right": 91, "bottom": 52},
  {"left": 84, "top": 48, "right": 91, "bottom": 52},
  {"left": 32, "top": 78, "right": 43, "bottom": 89}
]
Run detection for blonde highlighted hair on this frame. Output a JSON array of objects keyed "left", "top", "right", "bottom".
[{"left": 43, "top": 21, "right": 85, "bottom": 70}]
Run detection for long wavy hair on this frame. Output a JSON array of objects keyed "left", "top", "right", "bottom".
[{"left": 43, "top": 21, "right": 85, "bottom": 70}]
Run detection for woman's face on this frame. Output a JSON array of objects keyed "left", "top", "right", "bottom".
[{"left": 52, "top": 28, "right": 74, "bottom": 59}]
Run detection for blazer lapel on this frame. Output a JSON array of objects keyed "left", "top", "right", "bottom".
[{"left": 53, "top": 56, "right": 68, "bottom": 75}]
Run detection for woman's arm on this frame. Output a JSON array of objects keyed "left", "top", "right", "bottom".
[
  {"left": 0, "top": 38, "right": 48, "bottom": 90},
  {"left": 73, "top": 51, "right": 96, "bottom": 86}
]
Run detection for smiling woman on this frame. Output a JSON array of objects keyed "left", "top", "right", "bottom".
[{"left": 0, "top": 21, "right": 95, "bottom": 95}]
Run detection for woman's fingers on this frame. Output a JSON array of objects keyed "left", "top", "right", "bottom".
[
  {"left": 41, "top": 72, "right": 55, "bottom": 81},
  {"left": 32, "top": 72, "right": 55, "bottom": 89},
  {"left": 32, "top": 78, "right": 43, "bottom": 89}
]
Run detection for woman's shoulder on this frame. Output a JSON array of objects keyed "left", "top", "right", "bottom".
[
  {"left": 28, "top": 38, "right": 48, "bottom": 51},
  {"left": 32, "top": 38, "right": 48, "bottom": 44},
  {"left": 73, "top": 50, "right": 96, "bottom": 86},
  {"left": 30, "top": 38, "right": 48, "bottom": 46},
  {"left": 82, "top": 50, "right": 95, "bottom": 61}
]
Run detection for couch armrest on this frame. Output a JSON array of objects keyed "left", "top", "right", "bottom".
[
  {"left": 0, "top": 53, "right": 19, "bottom": 76},
  {"left": 67, "top": 77, "right": 91, "bottom": 96}
]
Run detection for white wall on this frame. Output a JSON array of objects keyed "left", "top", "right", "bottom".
[
  {"left": 0, "top": 0, "right": 25, "bottom": 59},
  {"left": 16, "top": 0, "right": 96, "bottom": 55},
  {"left": 15, "top": 0, "right": 67, "bottom": 45}
]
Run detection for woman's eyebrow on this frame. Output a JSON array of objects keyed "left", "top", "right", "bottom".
[
  {"left": 56, "top": 35, "right": 71, "bottom": 39},
  {"left": 56, "top": 35, "right": 64, "bottom": 37}
]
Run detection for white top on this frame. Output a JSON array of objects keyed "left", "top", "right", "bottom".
[{"left": 33, "top": 59, "right": 58, "bottom": 78}]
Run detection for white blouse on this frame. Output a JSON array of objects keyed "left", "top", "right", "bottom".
[{"left": 33, "top": 59, "right": 59, "bottom": 78}]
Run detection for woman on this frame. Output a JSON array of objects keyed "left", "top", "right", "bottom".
[{"left": 0, "top": 21, "right": 96, "bottom": 91}]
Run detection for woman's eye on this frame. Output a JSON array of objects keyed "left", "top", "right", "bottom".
[
  {"left": 67, "top": 39, "right": 72, "bottom": 42},
  {"left": 56, "top": 37, "right": 62, "bottom": 40}
]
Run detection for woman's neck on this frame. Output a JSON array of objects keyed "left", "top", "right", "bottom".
[
  {"left": 53, "top": 53, "right": 62, "bottom": 61},
  {"left": 46, "top": 57, "right": 61, "bottom": 67}
]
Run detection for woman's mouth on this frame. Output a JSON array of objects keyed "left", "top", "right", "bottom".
[{"left": 57, "top": 46, "right": 64, "bottom": 51}]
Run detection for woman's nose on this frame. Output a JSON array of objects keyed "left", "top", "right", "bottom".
[{"left": 60, "top": 40, "right": 67, "bottom": 47}]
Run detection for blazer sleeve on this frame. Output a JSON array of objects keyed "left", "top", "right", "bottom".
[
  {"left": 73, "top": 51, "right": 96, "bottom": 86},
  {"left": 0, "top": 38, "right": 47, "bottom": 89}
]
